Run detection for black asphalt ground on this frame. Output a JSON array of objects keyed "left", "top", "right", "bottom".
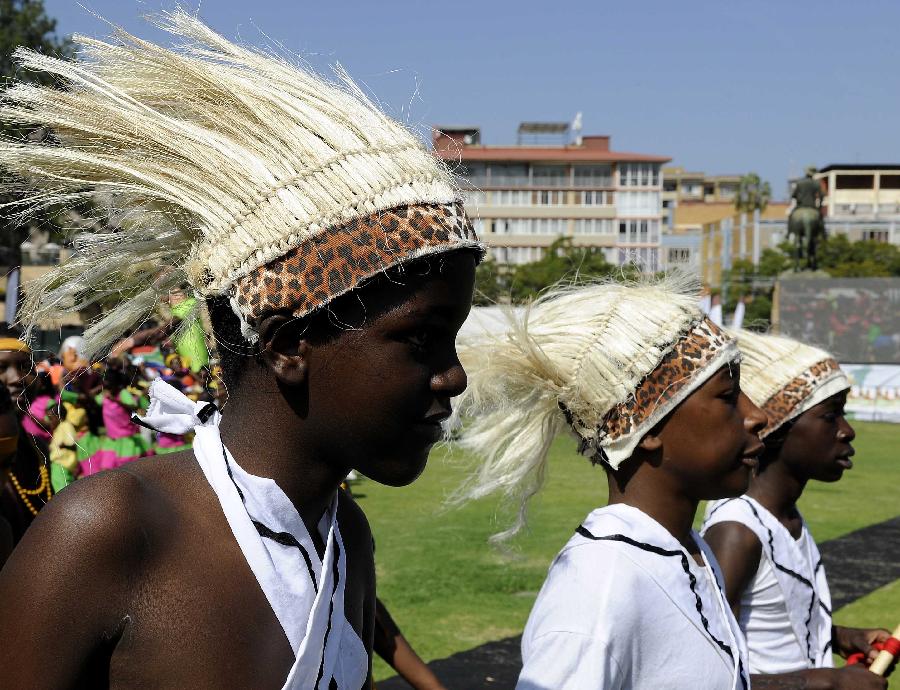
[{"left": 379, "top": 516, "right": 900, "bottom": 690}]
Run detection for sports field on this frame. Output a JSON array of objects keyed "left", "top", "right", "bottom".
[{"left": 357, "top": 421, "right": 900, "bottom": 682}]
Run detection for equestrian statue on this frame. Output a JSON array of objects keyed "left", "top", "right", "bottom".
[{"left": 787, "top": 166, "right": 826, "bottom": 270}]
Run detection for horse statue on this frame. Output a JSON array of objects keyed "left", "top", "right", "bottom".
[{"left": 787, "top": 167, "right": 826, "bottom": 271}]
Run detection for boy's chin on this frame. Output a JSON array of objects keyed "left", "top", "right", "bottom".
[
  {"left": 357, "top": 453, "right": 430, "bottom": 487},
  {"left": 703, "top": 467, "right": 752, "bottom": 500}
]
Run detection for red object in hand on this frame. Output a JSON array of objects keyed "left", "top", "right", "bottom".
[
  {"left": 846, "top": 640, "right": 892, "bottom": 666},
  {"left": 883, "top": 636, "right": 900, "bottom": 657}
]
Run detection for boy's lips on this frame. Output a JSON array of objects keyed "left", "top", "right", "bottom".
[
  {"left": 421, "top": 410, "right": 451, "bottom": 425},
  {"left": 835, "top": 452, "right": 854, "bottom": 469},
  {"left": 740, "top": 441, "right": 765, "bottom": 469}
]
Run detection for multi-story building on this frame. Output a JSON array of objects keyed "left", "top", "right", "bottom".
[
  {"left": 657, "top": 165, "right": 791, "bottom": 276},
  {"left": 432, "top": 125, "right": 670, "bottom": 270},
  {"left": 662, "top": 167, "right": 741, "bottom": 205},
  {"left": 816, "top": 164, "right": 900, "bottom": 243}
]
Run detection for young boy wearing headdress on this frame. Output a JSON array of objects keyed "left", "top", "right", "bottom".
[
  {"left": 0, "top": 12, "right": 480, "bottom": 688},
  {"left": 703, "top": 332, "right": 890, "bottom": 689},
  {"left": 454, "top": 279, "right": 767, "bottom": 689}
]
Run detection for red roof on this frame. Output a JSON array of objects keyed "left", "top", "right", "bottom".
[{"left": 433, "top": 145, "right": 670, "bottom": 164}]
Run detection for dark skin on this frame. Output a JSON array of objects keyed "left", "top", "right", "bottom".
[
  {"left": 0, "top": 349, "right": 35, "bottom": 409},
  {"left": 374, "top": 598, "right": 447, "bottom": 690},
  {"left": 0, "top": 513, "right": 11, "bottom": 568},
  {"left": 607, "top": 363, "right": 767, "bottom": 564},
  {"left": 0, "top": 252, "right": 476, "bottom": 689},
  {"left": 705, "top": 391, "right": 891, "bottom": 690},
  {"left": 0, "top": 410, "right": 46, "bottom": 543}
]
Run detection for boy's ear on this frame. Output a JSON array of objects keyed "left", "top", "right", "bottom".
[
  {"left": 637, "top": 433, "right": 663, "bottom": 452},
  {"left": 257, "top": 314, "right": 310, "bottom": 386}
]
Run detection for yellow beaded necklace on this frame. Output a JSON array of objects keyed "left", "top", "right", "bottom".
[{"left": 7, "top": 465, "right": 52, "bottom": 516}]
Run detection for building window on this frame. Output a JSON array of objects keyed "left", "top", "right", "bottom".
[
  {"left": 619, "top": 163, "right": 660, "bottom": 187},
  {"left": 574, "top": 219, "right": 613, "bottom": 235},
  {"left": 573, "top": 164, "right": 612, "bottom": 187},
  {"left": 461, "top": 190, "right": 486, "bottom": 206},
  {"left": 536, "top": 190, "right": 567, "bottom": 205},
  {"left": 492, "top": 190, "right": 531, "bottom": 205},
  {"left": 455, "top": 162, "right": 487, "bottom": 186},
  {"left": 489, "top": 164, "right": 529, "bottom": 186},
  {"left": 617, "top": 191, "right": 661, "bottom": 216},
  {"left": 532, "top": 165, "right": 568, "bottom": 187},
  {"left": 616, "top": 219, "right": 659, "bottom": 244},
  {"left": 532, "top": 218, "right": 567, "bottom": 235},
  {"left": 580, "top": 190, "right": 613, "bottom": 205},
  {"left": 719, "top": 184, "right": 737, "bottom": 200},
  {"left": 667, "top": 248, "right": 692, "bottom": 264},
  {"left": 835, "top": 174, "right": 875, "bottom": 190},
  {"left": 862, "top": 230, "right": 889, "bottom": 242},
  {"left": 495, "top": 246, "right": 543, "bottom": 265},
  {"left": 880, "top": 174, "right": 900, "bottom": 189}
]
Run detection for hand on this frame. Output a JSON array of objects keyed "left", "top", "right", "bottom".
[
  {"left": 827, "top": 665, "right": 887, "bottom": 690},
  {"left": 835, "top": 625, "right": 891, "bottom": 665}
]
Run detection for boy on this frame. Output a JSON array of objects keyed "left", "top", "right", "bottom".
[
  {"left": 0, "top": 12, "right": 480, "bottom": 688},
  {"left": 455, "top": 279, "right": 766, "bottom": 689},
  {"left": 703, "top": 331, "right": 889, "bottom": 689}
]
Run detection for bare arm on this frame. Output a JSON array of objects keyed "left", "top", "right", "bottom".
[
  {"left": 110, "top": 322, "right": 176, "bottom": 357},
  {"left": 751, "top": 666, "right": 887, "bottom": 689},
  {"left": 703, "top": 521, "right": 762, "bottom": 617},
  {"left": 703, "top": 526, "right": 888, "bottom": 688},
  {"left": 0, "top": 472, "right": 151, "bottom": 688},
  {"left": 374, "top": 598, "right": 446, "bottom": 690}
]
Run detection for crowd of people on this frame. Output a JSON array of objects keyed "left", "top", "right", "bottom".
[{"left": 0, "top": 321, "right": 223, "bottom": 547}]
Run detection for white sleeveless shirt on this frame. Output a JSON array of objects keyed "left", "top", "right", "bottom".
[{"left": 703, "top": 497, "right": 833, "bottom": 674}]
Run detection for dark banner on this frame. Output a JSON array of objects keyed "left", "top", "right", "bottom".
[{"left": 777, "top": 277, "right": 900, "bottom": 364}]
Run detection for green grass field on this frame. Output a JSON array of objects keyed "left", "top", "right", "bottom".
[{"left": 358, "top": 421, "right": 900, "bottom": 681}]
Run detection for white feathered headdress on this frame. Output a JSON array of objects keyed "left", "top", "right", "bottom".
[
  {"left": 452, "top": 275, "right": 739, "bottom": 541},
  {"left": 732, "top": 330, "right": 848, "bottom": 437},
  {"left": 0, "top": 11, "right": 479, "bottom": 357}
]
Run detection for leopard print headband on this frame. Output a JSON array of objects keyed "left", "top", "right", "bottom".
[
  {"left": 576, "top": 318, "right": 741, "bottom": 468},
  {"left": 758, "top": 358, "right": 848, "bottom": 438},
  {"left": 231, "top": 202, "right": 481, "bottom": 338}
]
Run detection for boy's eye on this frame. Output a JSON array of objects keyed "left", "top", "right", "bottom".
[
  {"left": 405, "top": 328, "right": 432, "bottom": 350},
  {"left": 719, "top": 387, "right": 740, "bottom": 404}
]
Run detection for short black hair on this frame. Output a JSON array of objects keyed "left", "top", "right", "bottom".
[{"left": 207, "top": 248, "right": 479, "bottom": 391}]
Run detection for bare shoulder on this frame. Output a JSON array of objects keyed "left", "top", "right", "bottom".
[
  {"left": 7, "top": 457, "right": 183, "bottom": 576},
  {"left": 703, "top": 520, "right": 763, "bottom": 608},
  {"left": 704, "top": 520, "right": 762, "bottom": 559}
]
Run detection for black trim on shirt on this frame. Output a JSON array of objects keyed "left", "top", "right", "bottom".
[
  {"left": 221, "top": 443, "right": 320, "bottom": 590},
  {"left": 576, "top": 526, "right": 748, "bottom": 690},
  {"left": 315, "top": 537, "right": 341, "bottom": 689},
  {"left": 738, "top": 497, "right": 820, "bottom": 665}
]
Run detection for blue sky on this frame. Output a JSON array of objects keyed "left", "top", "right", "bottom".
[{"left": 42, "top": 0, "right": 900, "bottom": 200}]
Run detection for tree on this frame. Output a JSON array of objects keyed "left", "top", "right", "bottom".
[
  {"left": 815, "top": 234, "right": 900, "bottom": 277},
  {"left": 734, "top": 173, "right": 772, "bottom": 214},
  {"left": 1, "top": 1, "right": 73, "bottom": 283},
  {"left": 508, "top": 237, "right": 620, "bottom": 303},
  {"left": 473, "top": 256, "right": 508, "bottom": 306},
  {"left": 757, "top": 245, "right": 792, "bottom": 277},
  {"left": 1, "top": 0, "right": 71, "bottom": 89}
]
